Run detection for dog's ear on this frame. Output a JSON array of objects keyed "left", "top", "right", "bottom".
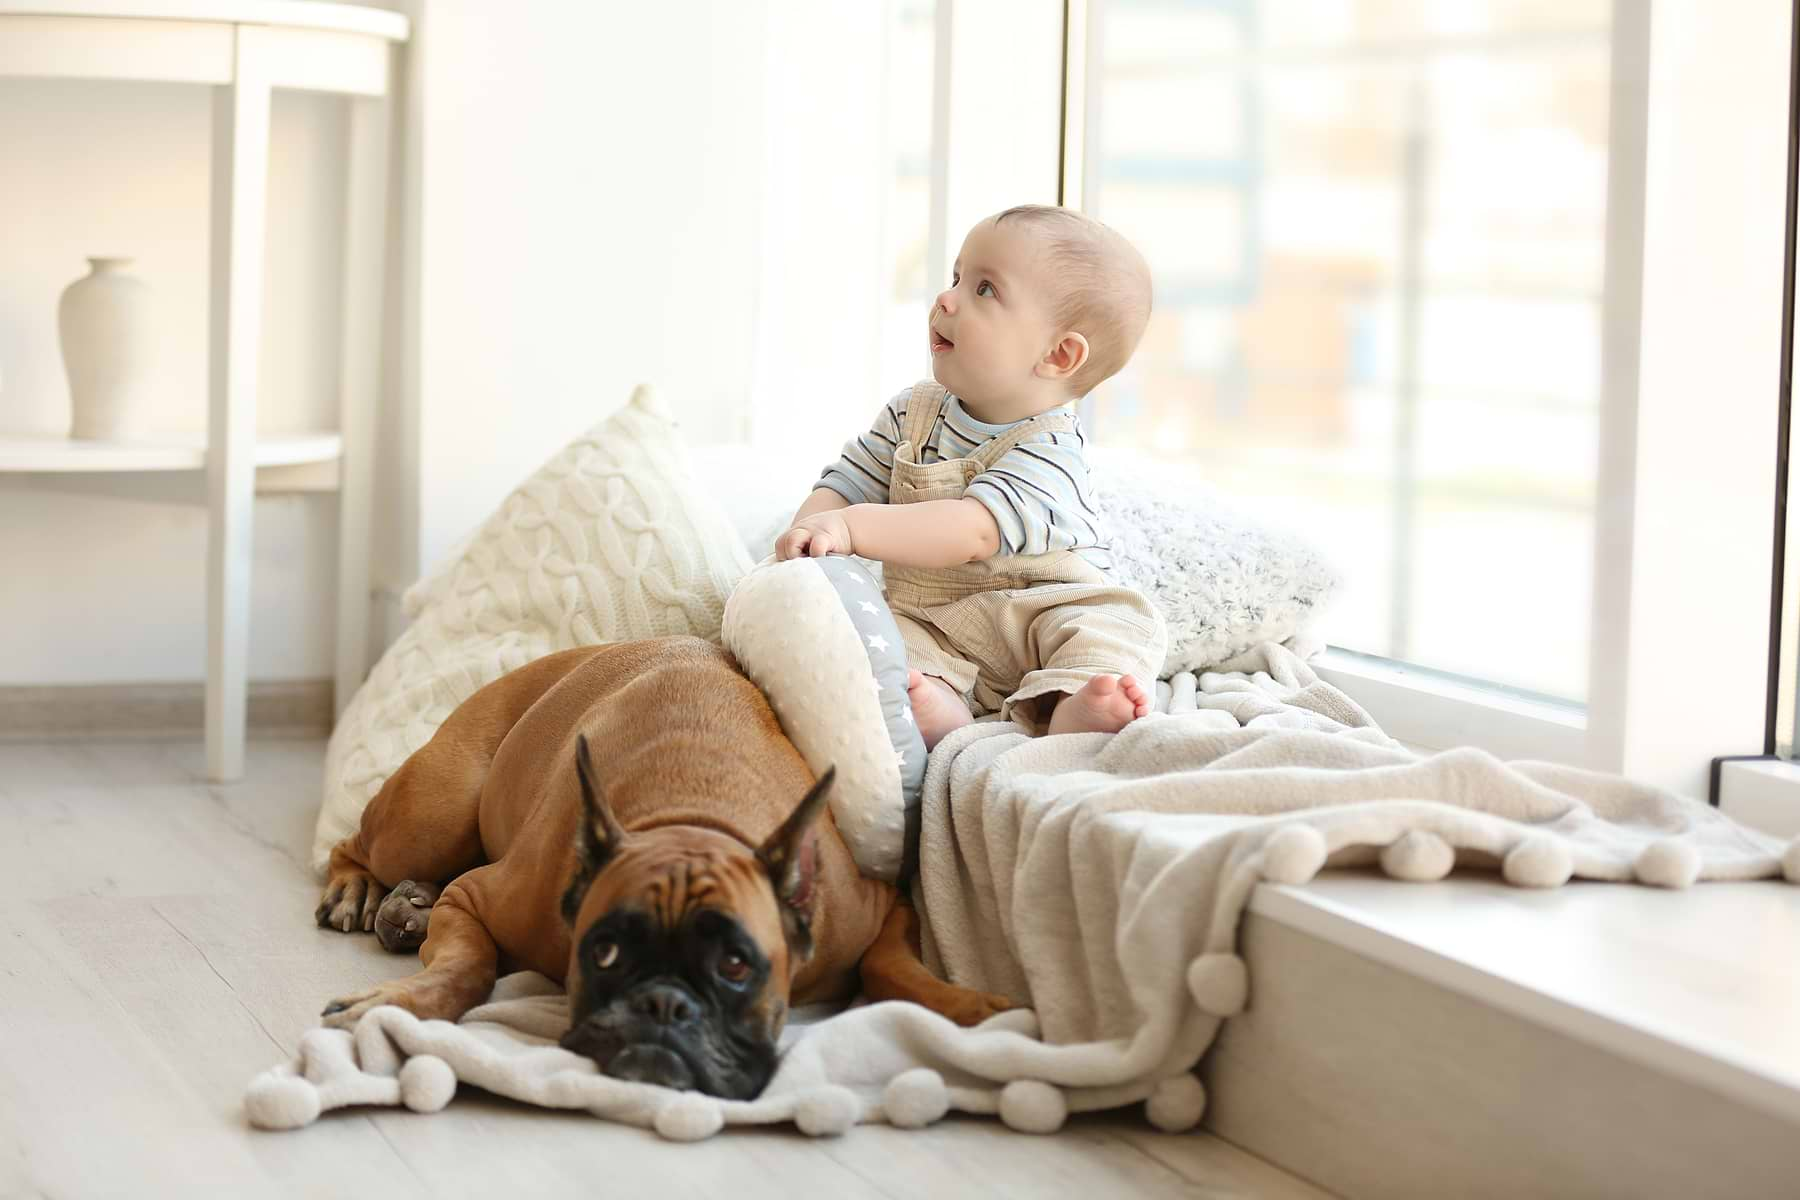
[
  {"left": 757, "top": 766, "right": 835, "bottom": 961},
  {"left": 562, "top": 733, "right": 628, "bottom": 925}
]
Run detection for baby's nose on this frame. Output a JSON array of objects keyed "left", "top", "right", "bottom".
[{"left": 935, "top": 289, "right": 957, "bottom": 315}]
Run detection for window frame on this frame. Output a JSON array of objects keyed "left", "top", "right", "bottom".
[{"left": 954, "top": 0, "right": 1790, "bottom": 792}]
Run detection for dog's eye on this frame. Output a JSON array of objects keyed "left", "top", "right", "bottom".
[
  {"left": 718, "top": 953, "right": 752, "bottom": 984},
  {"left": 594, "top": 941, "right": 620, "bottom": 970}
]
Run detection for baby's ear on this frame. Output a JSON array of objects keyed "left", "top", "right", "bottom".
[{"left": 1040, "top": 331, "right": 1090, "bottom": 380}]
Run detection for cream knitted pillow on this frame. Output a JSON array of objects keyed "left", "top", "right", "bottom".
[{"left": 310, "top": 386, "right": 754, "bottom": 875}]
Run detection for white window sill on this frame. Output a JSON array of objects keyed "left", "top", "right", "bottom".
[
  {"left": 1253, "top": 869, "right": 1800, "bottom": 1127},
  {"left": 1312, "top": 647, "right": 1589, "bottom": 766},
  {"left": 1715, "top": 758, "right": 1800, "bottom": 840}
]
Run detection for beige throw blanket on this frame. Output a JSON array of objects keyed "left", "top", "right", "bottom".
[{"left": 249, "top": 645, "right": 1798, "bottom": 1138}]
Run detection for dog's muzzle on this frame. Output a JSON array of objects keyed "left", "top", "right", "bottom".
[{"left": 562, "top": 982, "right": 726, "bottom": 1093}]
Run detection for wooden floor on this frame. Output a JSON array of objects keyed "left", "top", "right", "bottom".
[{"left": 0, "top": 737, "right": 1333, "bottom": 1199}]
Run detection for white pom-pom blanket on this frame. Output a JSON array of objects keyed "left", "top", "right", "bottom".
[{"left": 249, "top": 643, "right": 1797, "bottom": 1138}]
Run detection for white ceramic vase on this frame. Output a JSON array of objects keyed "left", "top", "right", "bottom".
[{"left": 58, "top": 256, "right": 156, "bottom": 440}]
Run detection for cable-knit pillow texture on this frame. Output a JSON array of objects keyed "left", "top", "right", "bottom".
[{"left": 310, "top": 386, "right": 753, "bottom": 875}]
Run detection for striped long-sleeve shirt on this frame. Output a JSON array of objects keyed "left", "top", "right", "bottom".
[{"left": 816, "top": 388, "right": 1112, "bottom": 572}]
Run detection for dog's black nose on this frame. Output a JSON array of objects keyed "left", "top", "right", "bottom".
[{"left": 632, "top": 984, "right": 699, "bottom": 1026}]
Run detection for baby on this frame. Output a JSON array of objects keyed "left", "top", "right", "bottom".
[{"left": 776, "top": 205, "right": 1168, "bottom": 748}]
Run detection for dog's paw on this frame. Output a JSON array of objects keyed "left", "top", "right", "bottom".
[
  {"left": 937, "top": 986, "right": 1016, "bottom": 1028},
  {"left": 374, "top": 880, "right": 441, "bottom": 953},
  {"left": 319, "top": 980, "right": 416, "bottom": 1030},
  {"left": 315, "top": 869, "right": 383, "bottom": 934}
]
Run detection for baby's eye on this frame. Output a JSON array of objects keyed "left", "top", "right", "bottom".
[
  {"left": 976, "top": 280, "right": 996, "bottom": 298},
  {"left": 950, "top": 272, "right": 960, "bottom": 287}
]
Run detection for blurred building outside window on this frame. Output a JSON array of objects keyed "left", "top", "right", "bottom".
[{"left": 1076, "top": 0, "right": 1612, "bottom": 705}]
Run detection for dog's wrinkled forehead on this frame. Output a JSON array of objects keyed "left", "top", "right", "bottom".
[{"left": 575, "top": 832, "right": 787, "bottom": 954}]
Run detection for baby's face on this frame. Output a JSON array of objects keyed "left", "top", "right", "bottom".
[{"left": 929, "top": 219, "right": 1062, "bottom": 414}]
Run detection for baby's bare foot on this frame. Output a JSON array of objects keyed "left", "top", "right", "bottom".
[
  {"left": 1047, "top": 674, "right": 1152, "bottom": 736},
  {"left": 907, "top": 669, "right": 974, "bottom": 750}
]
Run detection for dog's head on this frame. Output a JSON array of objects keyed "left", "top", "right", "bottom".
[{"left": 556, "top": 733, "right": 833, "bottom": 1100}]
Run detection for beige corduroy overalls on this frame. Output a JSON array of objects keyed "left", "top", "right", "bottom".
[{"left": 881, "top": 380, "right": 1167, "bottom": 734}]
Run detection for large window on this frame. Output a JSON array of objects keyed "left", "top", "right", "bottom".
[{"left": 1076, "top": 0, "right": 1613, "bottom": 703}]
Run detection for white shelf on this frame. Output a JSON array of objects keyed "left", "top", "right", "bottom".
[
  {"left": 4, "top": 0, "right": 401, "bottom": 780},
  {"left": 0, "top": 0, "right": 409, "bottom": 41},
  {"left": 0, "top": 431, "right": 342, "bottom": 473}
]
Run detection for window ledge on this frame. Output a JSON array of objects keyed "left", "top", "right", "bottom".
[
  {"left": 1312, "top": 647, "right": 1590, "bottom": 766},
  {"left": 1252, "top": 870, "right": 1800, "bottom": 1128},
  {"left": 1716, "top": 758, "right": 1800, "bottom": 840}
]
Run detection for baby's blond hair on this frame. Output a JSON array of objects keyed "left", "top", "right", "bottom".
[{"left": 992, "top": 205, "right": 1152, "bottom": 396}]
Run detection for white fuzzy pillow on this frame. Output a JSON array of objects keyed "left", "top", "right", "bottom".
[
  {"left": 310, "top": 386, "right": 753, "bottom": 875},
  {"left": 1091, "top": 476, "right": 1338, "bottom": 677}
]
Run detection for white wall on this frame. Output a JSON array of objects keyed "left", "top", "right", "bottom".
[
  {"left": 745, "top": 1, "right": 889, "bottom": 470},
  {"left": 402, "top": 1, "right": 773, "bottom": 577},
  {"left": 1599, "top": 0, "right": 1789, "bottom": 798}
]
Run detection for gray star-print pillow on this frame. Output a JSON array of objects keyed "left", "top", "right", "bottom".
[
  {"left": 816, "top": 558, "right": 928, "bottom": 864},
  {"left": 722, "top": 556, "right": 929, "bottom": 883}
]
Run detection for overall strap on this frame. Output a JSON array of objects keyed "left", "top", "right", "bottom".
[
  {"left": 968, "top": 409, "right": 1077, "bottom": 472},
  {"left": 901, "top": 379, "right": 948, "bottom": 450}
]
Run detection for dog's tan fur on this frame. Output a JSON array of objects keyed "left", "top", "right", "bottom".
[{"left": 317, "top": 637, "right": 1007, "bottom": 1034}]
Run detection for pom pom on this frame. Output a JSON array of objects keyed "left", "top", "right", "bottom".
[
  {"left": 884, "top": 1068, "right": 950, "bottom": 1129},
  {"left": 244, "top": 1073, "right": 321, "bottom": 1130},
  {"left": 544, "top": 1073, "right": 591, "bottom": 1107},
  {"left": 1503, "top": 835, "right": 1573, "bottom": 889},
  {"left": 353, "top": 1021, "right": 401, "bottom": 1077},
  {"left": 399, "top": 1055, "right": 456, "bottom": 1113},
  {"left": 1782, "top": 838, "right": 1800, "bottom": 884},
  {"left": 794, "top": 1085, "right": 860, "bottom": 1137},
  {"left": 1634, "top": 839, "right": 1701, "bottom": 889},
  {"left": 998, "top": 1080, "right": 1066, "bottom": 1134},
  {"left": 1145, "top": 1073, "right": 1207, "bottom": 1133},
  {"left": 654, "top": 1093, "right": 724, "bottom": 1142},
  {"left": 627, "top": 383, "right": 664, "bottom": 415},
  {"left": 1262, "top": 825, "right": 1328, "bottom": 885},
  {"left": 1186, "top": 953, "right": 1248, "bottom": 1017},
  {"left": 1380, "top": 830, "right": 1455, "bottom": 882}
]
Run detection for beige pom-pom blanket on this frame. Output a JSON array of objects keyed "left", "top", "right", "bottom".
[{"left": 249, "top": 644, "right": 1798, "bottom": 1138}]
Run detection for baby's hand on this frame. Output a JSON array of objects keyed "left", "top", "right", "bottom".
[{"left": 776, "top": 511, "right": 855, "bottom": 560}]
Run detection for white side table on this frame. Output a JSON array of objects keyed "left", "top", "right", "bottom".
[{"left": 0, "top": 0, "right": 409, "bottom": 780}]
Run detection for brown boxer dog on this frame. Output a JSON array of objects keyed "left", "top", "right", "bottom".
[{"left": 315, "top": 636, "right": 1008, "bottom": 1099}]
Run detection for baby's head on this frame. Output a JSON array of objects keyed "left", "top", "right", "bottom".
[{"left": 929, "top": 205, "right": 1151, "bottom": 419}]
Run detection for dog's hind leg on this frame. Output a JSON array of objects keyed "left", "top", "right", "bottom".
[
  {"left": 316, "top": 646, "right": 609, "bottom": 935},
  {"left": 859, "top": 900, "right": 1016, "bottom": 1027}
]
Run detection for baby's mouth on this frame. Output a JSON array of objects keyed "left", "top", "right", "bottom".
[{"left": 931, "top": 330, "right": 955, "bottom": 353}]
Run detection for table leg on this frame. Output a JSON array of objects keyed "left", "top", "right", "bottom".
[
  {"left": 333, "top": 87, "right": 392, "bottom": 718},
  {"left": 205, "top": 28, "right": 272, "bottom": 783}
]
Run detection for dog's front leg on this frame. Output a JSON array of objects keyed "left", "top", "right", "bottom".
[
  {"left": 320, "top": 881, "right": 499, "bottom": 1030},
  {"left": 859, "top": 900, "right": 1015, "bottom": 1028}
]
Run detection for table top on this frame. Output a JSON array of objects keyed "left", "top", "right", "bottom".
[{"left": 0, "top": 0, "right": 408, "bottom": 40}]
